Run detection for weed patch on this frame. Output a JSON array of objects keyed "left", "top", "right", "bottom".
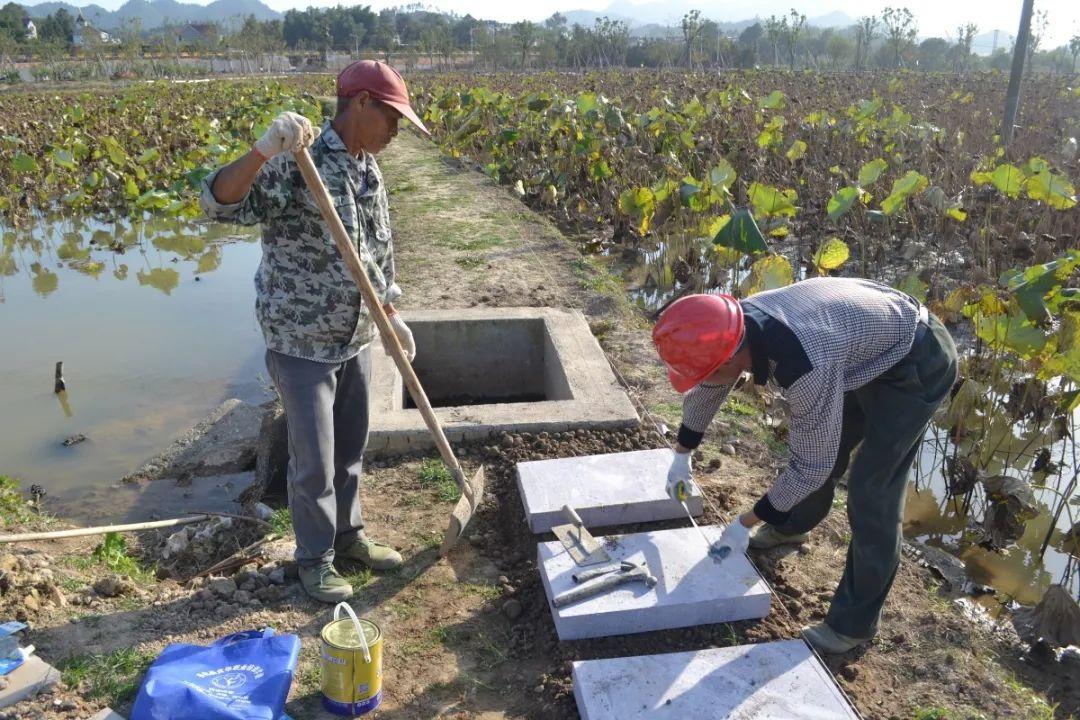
[
  {"left": 462, "top": 583, "right": 501, "bottom": 601},
  {"left": 419, "top": 459, "right": 461, "bottom": 503},
  {"left": 87, "top": 532, "right": 156, "bottom": 582},
  {"left": 59, "top": 647, "right": 155, "bottom": 705},
  {"left": 0, "top": 475, "right": 54, "bottom": 530},
  {"left": 912, "top": 709, "right": 951, "bottom": 720},
  {"left": 269, "top": 507, "right": 293, "bottom": 536},
  {"left": 454, "top": 255, "right": 485, "bottom": 269}
]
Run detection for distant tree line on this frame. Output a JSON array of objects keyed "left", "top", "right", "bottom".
[{"left": 2, "top": 1, "right": 1078, "bottom": 76}]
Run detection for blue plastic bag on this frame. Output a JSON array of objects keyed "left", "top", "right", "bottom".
[
  {"left": 131, "top": 628, "right": 300, "bottom": 720},
  {"left": 0, "top": 622, "right": 29, "bottom": 676}
]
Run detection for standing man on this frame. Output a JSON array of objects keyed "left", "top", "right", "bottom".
[
  {"left": 200, "top": 61, "right": 430, "bottom": 603},
  {"left": 653, "top": 277, "right": 957, "bottom": 653}
]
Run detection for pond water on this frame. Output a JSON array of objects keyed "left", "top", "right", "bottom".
[
  {"left": 0, "top": 213, "right": 272, "bottom": 524},
  {"left": 904, "top": 427, "right": 1077, "bottom": 607}
]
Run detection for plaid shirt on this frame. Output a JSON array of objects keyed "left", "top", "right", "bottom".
[{"left": 680, "top": 277, "right": 921, "bottom": 517}]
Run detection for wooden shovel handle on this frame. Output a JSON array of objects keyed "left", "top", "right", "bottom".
[{"left": 292, "top": 147, "right": 467, "bottom": 485}]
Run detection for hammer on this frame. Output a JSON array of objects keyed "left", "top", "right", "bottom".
[
  {"left": 571, "top": 560, "right": 637, "bottom": 584},
  {"left": 553, "top": 561, "right": 657, "bottom": 608}
]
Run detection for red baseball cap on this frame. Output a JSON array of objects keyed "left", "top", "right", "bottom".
[{"left": 336, "top": 60, "right": 430, "bottom": 136}]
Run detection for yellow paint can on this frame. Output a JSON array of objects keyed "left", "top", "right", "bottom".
[{"left": 320, "top": 602, "right": 383, "bottom": 716}]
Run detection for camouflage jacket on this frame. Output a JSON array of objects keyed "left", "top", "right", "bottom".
[{"left": 200, "top": 122, "right": 401, "bottom": 363}]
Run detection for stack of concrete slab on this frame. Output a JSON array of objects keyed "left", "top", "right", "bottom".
[
  {"left": 517, "top": 447, "right": 772, "bottom": 640},
  {"left": 517, "top": 448, "right": 846, "bottom": 718},
  {"left": 572, "top": 640, "right": 860, "bottom": 719},
  {"left": 516, "top": 448, "right": 703, "bottom": 532}
]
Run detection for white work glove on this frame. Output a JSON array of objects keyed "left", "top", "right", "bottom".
[
  {"left": 666, "top": 451, "right": 695, "bottom": 502},
  {"left": 253, "top": 111, "right": 318, "bottom": 159},
  {"left": 717, "top": 517, "right": 751, "bottom": 557},
  {"left": 386, "top": 313, "right": 416, "bottom": 362}
]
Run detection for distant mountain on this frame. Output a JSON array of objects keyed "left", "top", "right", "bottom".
[
  {"left": 560, "top": 3, "right": 857, "bottom": 32},
  {"left": 24, "top": 0, "right": 281, "bottom": 31},
  {"left": 971, "top": 29, "right": 1014, "bottom": 56},
  {"left": 26, "top": 1, "right": 111, "bottom": 27},
  {"left": 806, "top": 11, "right": 855, "bottom": 28},
  {"left": 561, "top": 9, "right": 637, "bottom": 28}
]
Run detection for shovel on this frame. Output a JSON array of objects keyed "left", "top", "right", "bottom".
[{"left": 294, "top": 146, "right": 485, "bottom": 556}]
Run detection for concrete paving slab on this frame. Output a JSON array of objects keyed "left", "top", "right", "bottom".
[
  {"left": 0, "top": 656, "right": 61, "bottom": 708},
  {"left": 539, "top": 525, "right": 771, "bottom": 641},
  {"left": 89, "top": 710, "right": 126, "bottom": 720},
  {"left": 572, "top": 639, "right": 859, "bottom": 719},
  {"left": 517, "top": 449, "right": 703, "bottom": 533}
]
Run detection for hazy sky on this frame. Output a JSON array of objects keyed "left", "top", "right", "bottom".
[{"left": 71, "top": 0, "right": 1080, "bottom": 47}]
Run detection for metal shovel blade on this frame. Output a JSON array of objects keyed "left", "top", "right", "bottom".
[{"left": 438, "top": 465, "right": 486, "bottom": 557}]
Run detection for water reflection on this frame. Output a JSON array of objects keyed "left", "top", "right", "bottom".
[
  {"left": 55, "top": 389, "right": 74, "bottom": 418},
  {"left": 905, "top": 424, "right": 1077, "bottom": 603},
  {"left": 0, "top": 211, "right": 271, "bottom": 524},
  {"left": 1, "top": 211, "right": 255, "bottom": 299}
]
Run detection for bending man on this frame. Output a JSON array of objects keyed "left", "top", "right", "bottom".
[{"left": 653, "top": 277, "right": 957, "bottom": 653}]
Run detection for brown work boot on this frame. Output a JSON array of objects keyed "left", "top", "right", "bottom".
[
  {"left": 336, "top": 535, "right": 403, "bottom": 571},
  {"left": 299, "top": 563, "right": 353, "bottom": 603}
]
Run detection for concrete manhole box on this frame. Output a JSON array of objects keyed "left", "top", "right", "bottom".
[{"left": 367, "top": 307, "right": 639, "bottom": 454}]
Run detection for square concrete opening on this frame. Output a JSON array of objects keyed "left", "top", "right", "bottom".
[
  {"left": 367, "top": 308, "right": 639, "bottom": 455},
  {"left": 572, "top": 640, "right": 859, "bottom": 719},
  {"left": 402, "top": 317, "right": 570, "bottom": 409}
]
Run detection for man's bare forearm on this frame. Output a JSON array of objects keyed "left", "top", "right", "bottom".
[{"left": 209, "top": 150, "right": 268, "bottom": 204}]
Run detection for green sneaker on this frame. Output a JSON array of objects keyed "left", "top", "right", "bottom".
[
  {"left": 802, "top": 622, "right": 872, "bottom": 654},
  {"left": 299, "top": 563, "right": 353, "bottom": 603},
  {"left": 335, "top": 535, "right": 403, "bottom": 571},
  {"left": 748, "top": 524, "right": 811, "bottom": 549}
]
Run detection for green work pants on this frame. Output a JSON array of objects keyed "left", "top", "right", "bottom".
[{"left": 773, "top": 315, "right": 958, "bottom": 638}]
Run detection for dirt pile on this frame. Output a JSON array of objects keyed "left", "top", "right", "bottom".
[
  {"left": 186, "top": 564, "right": 291, "bottom": 617},
  {"left": 0, "top": 685, "right": 97, "bottom": 720},
  {"left": 0, "top": 551, "right": 70, "bottom": 623},
  {"left": 153, "top": 516, "right": 266, "bottom": 581}
]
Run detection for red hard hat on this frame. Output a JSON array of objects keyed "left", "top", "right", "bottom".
[{"left": 652, "top": 294, "right": 745, "bottom": 393}]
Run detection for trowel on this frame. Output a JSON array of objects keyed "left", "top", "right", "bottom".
[{"left": 551, "top": 505, "right": 611, "bottom": 566}]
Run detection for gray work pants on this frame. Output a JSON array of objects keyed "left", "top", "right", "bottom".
[
  {"left": 265, "top": 348, "right": 369, "bottom": 569},
  {"left": 773, "top": 315, "right": 958, "bottom": 638}
]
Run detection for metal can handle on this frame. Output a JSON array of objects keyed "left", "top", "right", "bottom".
[{"left": 333, "top": 601, "right": 371, "bottom": 664}]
